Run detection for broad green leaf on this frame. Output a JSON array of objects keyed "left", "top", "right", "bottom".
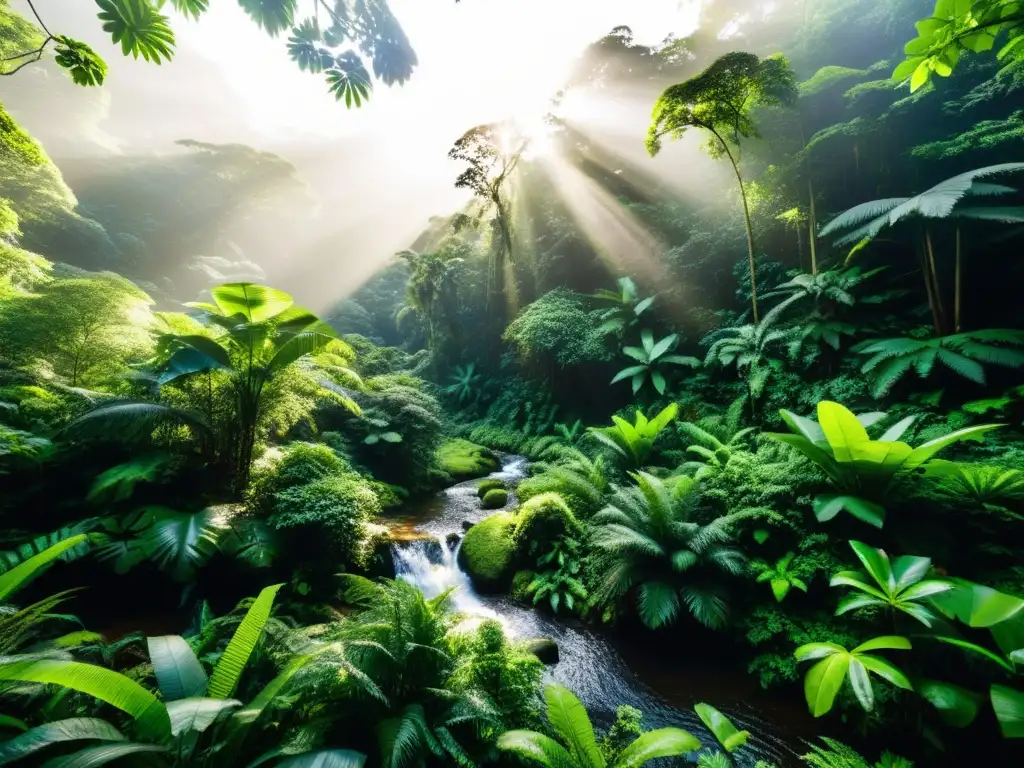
[
  {"left": 903, "top": 424, "right": 1003, "bottom": 471},
  {"left": 651, "top": 370, "right": 667, "bottom": 395},
  {"left": 146, "top": 635, "right": 207, "bottom": 701},
  {"left": 694, "top": 702, "right": 749, "bottom": 753},
  {"left": 210, "top": 283, "right": 293, "bottom": 323},
  {"left": 852, "top": 636, "right": 911, "bottom": 653},
  {"left": 274, "top": 751, "right": 367, "bottom": 767},
  {"left": 804, "top": 654, "right": 850, "bottom": 717},
  {"left": 933, "top": 636, "right": 1013, "bottom": 671},
  {"left": 847, "top": 657, "right": 874, "bottom": 711},
  {"left": 770, "top": 579, "right": 790, "bottom": 602},
  {"left": 917, "top": 679, "right": 981, "bottom": 727},
  {"left": 992, "top": 685, "right": 1024, "bottom": 738},
  {"left": 649, "top": 334, "right": 677, "bottom": 361},
  {"left": 615, "top": 727, "right": 701, "bottom": 767},
  {"left": 813, "top": 495, "right": 885, "bottom": 527},
  {"left": 544, "top": 683, "right": 605, "bottom": 767},
  {"left": 611, "top": 365, "right": 648, "bottom": 384},
  {"left": 794, "top": 642, "right": 845, "bottom": 662},
  {"left": 497, "top": 730, "right": 576, "bottom": 768},
  {"left": 166, "top": 697, "right": 241, "bottom": 736},
  {"left": 0, "top": 535, "right": 88, "bottom": 601},
  {"left": 818, "top": 401, "right": 869, "bottom": 461},
  {"left": 0, "top": 718, "right": 124, "bottom": 764},
  {"left": 778, "top": 409, "right": 827, "bottom": 446},
  {"left": 856, "top": 655, "right": 912, "bottom": 690},
  {"left": 207, "top": 584, "right": 283, "bottom": 699},
  {"left": 849, "top": 540, "right": 894, "bottom": 592},
  {"left": 96, "top": 0, "right": 175, "bottom": 64},
  {"left": 0, "top": 659, "right": 170, "bottom": 739}
]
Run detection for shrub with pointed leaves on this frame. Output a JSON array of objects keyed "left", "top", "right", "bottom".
[
  {"left": 613, "top": 329, "right": 699, "bottom": 395},
  {"left": 587, "top": 403, "right": 678, "bottom": 469},
  {"left": 498, "top": 682, "right": 700, "bottom": 767},
  {"left": 830, "top": 541, "right": 953, "bottom": 627},
  {"left": 766, "top": 400, "right": 1001, "bottom": 527},
  {"left": 591, "top": 277, "right": 655, "bottom": 337},
  {"left": 794, "top": 636, "right": 913, "bottom": 717}
]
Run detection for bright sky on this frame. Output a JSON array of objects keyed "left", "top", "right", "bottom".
[{"left": 174, "top": 0, "right": 703, "bottom": 141}]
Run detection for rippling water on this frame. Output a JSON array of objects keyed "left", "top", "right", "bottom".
[{"left": 392, "top": 455, "right": 804, "bottom": 767}]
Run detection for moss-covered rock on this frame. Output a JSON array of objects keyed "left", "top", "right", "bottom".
[
  {"left": 436, "top": 439, "right": 498, "bottom": 481},
  {"left": 513, "top": 491, "right": 582, "bottom": 544},
  {"left": 476, "top": 478, "right": 505, "bottom": 498},
  {"left": 459, "top": 512, "right": 517, "bottom": 591},
  {"left": 522, "top": 637, "right": 559, "bottom": 665},
  {"left": 481, "top": 488, "right": 509, "bottom": 509}
]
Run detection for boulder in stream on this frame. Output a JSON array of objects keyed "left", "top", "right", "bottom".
[
  {"left": 461, "top": 520, "right": 475, "bottom": 532},
  {"left": 523, "top": 637, "right": 559, "bottom": 665},
  {"left": 458, "top": 512, "right": 517, "bottom": 592},
  {"left": 445, "top": 532, "right": 461, "bottom": 548}
]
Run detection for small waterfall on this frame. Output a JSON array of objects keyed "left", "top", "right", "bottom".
[{"left": 392, "top": 537, "right": 500, "bottom": 622}]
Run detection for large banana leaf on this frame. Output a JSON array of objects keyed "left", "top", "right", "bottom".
[
  {"left": 0, "top": 718, "right": 125, "bottom": 764},
  {"left": 992, "top": 685, "right": 1024, "bottom": 738},
  {"left": 39, "top": 742, "right": 167, "bottom": 767},
  {"left": 146, "top": 635, "right": 207, "bottom": 701},
  {"left": 143, "top": 507, "right": 223, "bottom": 582},
  {"left": 206, "top": 583, "right": 284, "bottom": 698},
  {"left": 614, "top": 728, "right": 701, "bottom": 767},
  {"left": 544, "top": 683, "right": 604, "bottom": 766},
  {"left": 274, "top": 751, "right": 367, "bottom": 767},
  {"left": 0, "top": 536, "right": 88, "bottom": 602},
  {"left": 210, "top": 283, "right": 293, "bottom": 323},
  {"left": 166, "top": 697, "right": 241, "bottom": 736},
  {"left": 267, "top": 329, "right": 336, "bottom": 375},
  {"left": 0, "top": 659, "right": 171, "bottom": 739}
]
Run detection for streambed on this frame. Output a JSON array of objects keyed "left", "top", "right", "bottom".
[{"left": 389, "top": 455, "right": 814, "bottom": 767}]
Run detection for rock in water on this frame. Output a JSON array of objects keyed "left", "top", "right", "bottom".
[{"left": 523, "top": 637, "right": 559, "bottom": 664}]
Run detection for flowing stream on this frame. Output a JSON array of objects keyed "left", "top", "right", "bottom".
[{"left": 391, "top": 455, "right": 805, "bottom": 767}]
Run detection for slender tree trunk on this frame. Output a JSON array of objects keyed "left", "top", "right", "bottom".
[
  {"left": 918, "top": 244, "right": 941, "bottom": 336},
  {"left": 808, "top": 178, "right": 819, "bottom": 275},
  {"left": 954, "top": 227, "right": 962, "bottom": 333},
  {"left": 924, "top": 228, "right": 946, "bottom": 334},
  {"left": 715, "top": 135, "right": 759, "bottom": 323}
]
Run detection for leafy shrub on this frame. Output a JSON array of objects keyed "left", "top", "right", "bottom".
[
  {"left": 467, "top": 423, "right": 525, "bottom": 453},
  {"left": 459, "top": 512, "right": 517, "bottom": 590},
  {"left": 369, "top": 481, "right": 408, "bottom": 509},
  {"left": 511, "top": 570, "right": 537, "bottom": 602},
  {"left": 246, "top": 441, "right": 353, "bottom": 513},
  {"left": 503, "top": 288, "right": 612, "bottom": 367},
  {"left": 481, "top": 488, "right": 509, "bottom": 509},
  {"left": 436, "top": 438, "right": 498, "bottom": 480},
  {"left": 269, "top": 475, "right": 381, "bottom": 569}
]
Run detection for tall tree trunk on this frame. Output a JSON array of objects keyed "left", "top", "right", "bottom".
[
  {"left": 918, "top": 243, "right": 941, "bottom": 336},
  {"left": 807, "top": 177, "right": 819, "bottom": 275},
  {"left": 716, "top": 136, "right": 759, "bottom": 323},
  {"left": 924, "top": 228, "right": 946, "bottom": 334},
  {"left": 954, "top": 227, "right": 962, "bottom": 333}
]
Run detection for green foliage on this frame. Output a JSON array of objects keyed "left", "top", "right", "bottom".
[
  {"left": 853, "top": 330, "right": 1024, "bottom": 397},
  {"left": 694, "top": 702, "right": 749, "bottom": 754},
  {"left": 801, "top": 738, "right": 914, "bottom": 768},
  {"left": 830, "top": 541, "right": 953, "bottom": 627},
  {"left": 676, "top": 415, "right": 755, "bottom": 479},
  {"left": 504, "top": 289, "right": 613, "bottom": 367},
  {"left": 96, "top": 0, "right": 175, "bottom": 63},
  {"left": 896, "top": 0, "right": 1024, "bottom": 91},
  {"left": 270, "top": 476, "right": 380, "bottom": 569},
  {"left": 913, "top": 110, "right": 1024, "bottom": 159},
  {"left": 443, "top": 363, "right": 483, "bottom": 405},
  {"left": 436, "top": 438, "right": 498, "bottom": 480},
  {"left": 0, "top": 535, "right": 88, "bottom": 601},
  {"left": 794, "top": 636, "right": 913, "bottom": 716},
  {"left": 591, "top": 473, "right": 750, "bottom": 629},
  {"left": 925, "top": 460, "right": 1024, "bottom": 512},
  {"left": 481, "top": 487, "right": 509, "bottom": 509},
  {"left": 613, "top": 328, "right": 699, "bottom": 395},
  {"left": 87, "top": 455, "right": 168, "bottom": 503},
  {"left": 498, "top": 682, "right": 700, "bottom": 767},
  {"left": 766, "top": 400, "right": 1000, "bottom": 527},
  {"left": 460, "top": 513, "right": 517, "bottom": 589},
  {"left": 588, "top": 403, "right": 678, "bottom": 469},
  {"left": 590, "top": 277, "right": 655, "bottom": 337},
  {"left": 599, "top": 705, "right": 644, "bottom": 764},
  {"left": 247, "top": 441, "right": 353, "bottom": 513},
  {"left": 526, "top": 537, "right": 588, "bottom": 614},
  {"left": 755, "top": 553, "right": 808, "bottom": 603}
]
